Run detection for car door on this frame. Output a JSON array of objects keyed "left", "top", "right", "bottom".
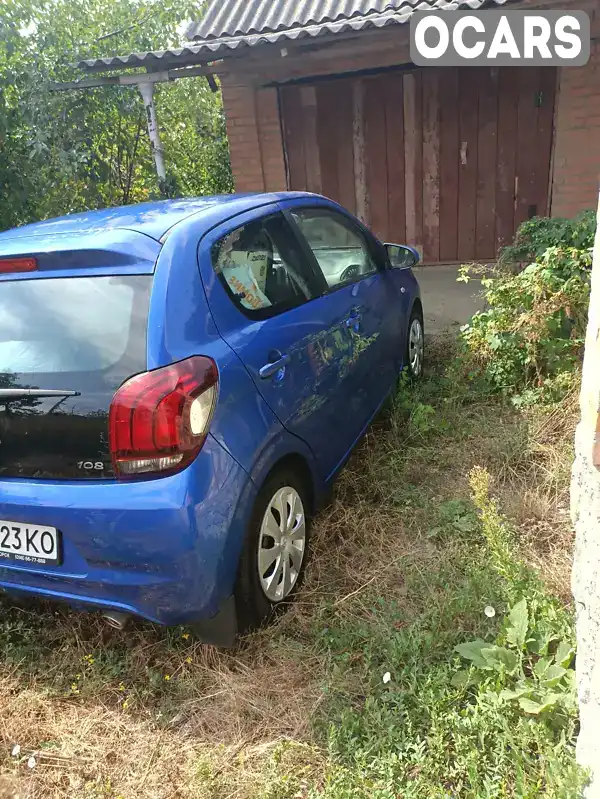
[
  {"left": 383, "top": 246, "right": 416, "bottom": 362},
  {"left": 286, "top": 202, "right": 402, "bottom": 426},
  {"left": 198, "top": 206, "right": 368, "bottom": 481}
]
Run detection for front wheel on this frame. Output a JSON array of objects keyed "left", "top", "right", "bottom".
[
  {"left": 405, "top": 308, "right": 425, "bottom": 379},
  {"left": 235, "top": 470, "right": 310, "bottom": 633}
]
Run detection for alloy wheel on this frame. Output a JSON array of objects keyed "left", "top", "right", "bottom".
[
  {"left": 257, "top": 486, "right": 306, "bottom": 602},
  {"left": 409, "top": 317, "right": 424, "bottom": 377}
]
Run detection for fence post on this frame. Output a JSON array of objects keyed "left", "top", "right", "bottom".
[{"left": 137, "top": 81, "right": 167, "bottom": 193}]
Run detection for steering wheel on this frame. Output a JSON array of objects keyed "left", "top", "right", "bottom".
[{"left": 341, "top": 264, "right": 363, "bottom": 283}]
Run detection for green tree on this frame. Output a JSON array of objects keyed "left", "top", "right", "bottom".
[{"left": 0, "top": 0, "right": 232, "bottom": 232}]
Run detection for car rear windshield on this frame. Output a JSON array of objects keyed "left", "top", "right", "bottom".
[{"left": 0, "top": 275, "right": 151, "bottom": 374}]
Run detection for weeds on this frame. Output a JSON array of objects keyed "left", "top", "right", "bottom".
[
  {"left": 454, "top": 470, "right": 577, "bottom": 723},
  {"left": 0, "top": 336, "right": 582, "bottom": 798},
  {"left": 459, "top": 246, "right": 590, "bottom": 402}
]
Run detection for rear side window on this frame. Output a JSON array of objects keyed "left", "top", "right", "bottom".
[
  {"left": 211, "top": 213, "right": 320, "bottom": 319},
  {"left": 0, "top": 275, "right": 151, "bottom": 374}
]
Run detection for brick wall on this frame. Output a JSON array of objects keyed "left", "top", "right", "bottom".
[
  {"left": 219, "top": 79, "right": 265, "bottom": 193},
  {"left": 220, "top": 77, "right": 287, "bottom": 194},
  {"left": 552, "top": 41, "right": 600, "bottom": 218},
  {"left": 255, "top": 87, "right": 287, "bottom": 191}
]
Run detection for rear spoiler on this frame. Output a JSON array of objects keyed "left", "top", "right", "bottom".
[{"left": 0, "top": 229, "right": 160, "bottom": 279}]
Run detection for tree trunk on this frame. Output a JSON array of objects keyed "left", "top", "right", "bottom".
[{"left": 571, "top": 192, "right": 600, "bottom": 796}]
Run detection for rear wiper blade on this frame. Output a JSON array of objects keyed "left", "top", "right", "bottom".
[{"left": 0, "top": 389, "right": 81, "bottom": 399}]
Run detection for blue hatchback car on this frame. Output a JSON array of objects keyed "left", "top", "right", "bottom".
[{"left": 0, "top": 192, "right": 423, "bottom": 645}]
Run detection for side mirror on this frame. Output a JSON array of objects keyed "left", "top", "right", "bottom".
[{"left": 385, "top": 243, "right": 420, "bottom": 270}]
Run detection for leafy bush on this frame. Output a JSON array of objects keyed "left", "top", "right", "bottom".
[
  {"left": 459, "top": 244, "right": 592, "bottom": 403},
  {"left": 500, "top": 210, "right": 596, "bottom": 266}
]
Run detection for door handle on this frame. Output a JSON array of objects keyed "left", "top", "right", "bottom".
[{"left": 259, "top": 353, "right": 291, "bottom": 380}]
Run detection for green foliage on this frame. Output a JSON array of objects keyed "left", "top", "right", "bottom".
[
  {"left": 499, "top": 210, "right": 596, "bottom": 266},
  {"left": 459, "top": 242, "right": 591, "bottom": 403},
  {"left": 393, "top": 374, "right": 452, "bottom": 437},
  {"left": 427, "top": 499, "right": 479, "bottom": 539},
  {"left": 454, "top": 598, "right": 576, "bottom": 720},
  {"left": 0, "top": 0, "right": 232, "bottom": 231},
  {"left": 455, "top": 468, "right": 578, "bottom": 724}
]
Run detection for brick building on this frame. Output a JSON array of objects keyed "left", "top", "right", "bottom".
[{"left": 80, "top": 0, "right": 600, "bottom": 264}]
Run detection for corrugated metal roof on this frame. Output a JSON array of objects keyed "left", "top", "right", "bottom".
[
  {"left": 77, "top": 45, "right": 221, "bottom": 73},
  {"left": 186, "top": 0, "right": 508, "bottom": 42},
  {"left": 78, "top": 0, "right": 508, "bottom": 73}
]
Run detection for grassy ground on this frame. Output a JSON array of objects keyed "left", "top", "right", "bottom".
[{"left": 0, "top": 335, "right": 583, "bottom": 798}]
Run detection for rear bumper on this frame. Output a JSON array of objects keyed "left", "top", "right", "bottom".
[{"left": 0, "top": 435, "right": 255, "bottom": 626}]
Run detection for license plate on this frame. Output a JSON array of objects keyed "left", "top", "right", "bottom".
[{"left": 0, "top": 520, "right": 60, "bottom": 565}]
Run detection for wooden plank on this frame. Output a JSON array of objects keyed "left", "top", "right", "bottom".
[
  {"left": 475, "top": 67, "right": 499, "bottom": 261},
  {"left": 316, "top": 82, "right": 340, "bottom": 202},
  {"left": 383, "top": 72, "right": 406, "bottom": 243},
  {"left": 335, "top": 80, "right": 357, "bottom": 215},
  {"left": 457, "top": 68, "right": 479, "bottom": 262},
  {"left": 279, "top": 85, "right": 307, "bottom": 191},
  {"left": 364, "top": 75, "right": 389, "bottom": 241},
  {"left": 495, "top": 67, "right": 519, "bottom": 253},
  {"left": 514, "top": 68, "right": 539, "bottom": 229},
  {"left": 300, "top": 86, "right": 322, "bottom": 194},
  {"left": 223, "top": 26, "right": 413, "bottom": 86},
  {"left": 422, "top": 68, "right": 441, "bottom": 263},
  {"left": 403, "top": 71, "right": 423, "bottom": 253},
  {"left": 439, "top": 68, "right": 459, "bottom": 262},
  {"left": 533, "top": 67, "right": 557, "bottom": 217},
  {"left": 353, "top": 79, "right": 369, "bottom": 225}
]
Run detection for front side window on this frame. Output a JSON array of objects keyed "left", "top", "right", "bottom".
[
  {"left": 211, "top": 213, "right": 317, "bottom": 318},
  {"left": 291, "top": 208, "right": 379, "bottom": 290}
]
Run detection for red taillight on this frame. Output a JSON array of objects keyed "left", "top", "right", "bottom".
[
  {"left": 0, "top": 257, "right": 37, "bottom": 274},
  {"left": 108, "top": 356, "right": 218, "bottom": 478}
]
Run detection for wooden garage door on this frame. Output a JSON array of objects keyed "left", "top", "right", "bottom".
[{"left": 279, "top": 66, "right": 556, "bottom": 263}]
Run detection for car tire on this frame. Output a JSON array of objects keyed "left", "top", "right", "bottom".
[
  {"left": 405, "top": 306, "right": 425, "bottom": 380},
  {"left": 235, "top": 469, "right": 311, "bottom": 633}
]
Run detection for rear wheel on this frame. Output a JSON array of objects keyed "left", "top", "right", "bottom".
[
  {"left": 235, "top": 469, "right": 310, "bottom": 633},
  {"left": 405, "top": 308, "right": 425, "bottom": 379}
]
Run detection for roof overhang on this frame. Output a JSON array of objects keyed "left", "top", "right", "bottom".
[
  {"left": 76, "top": 0, "right": 508, "bottom": 75},
  {"left": 76, "top": 45, "right": 223, "bottom": 75}
]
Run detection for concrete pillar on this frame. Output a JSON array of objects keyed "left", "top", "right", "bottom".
[{"left": 571, "top": 192, "right": 600, "bottom": 796}]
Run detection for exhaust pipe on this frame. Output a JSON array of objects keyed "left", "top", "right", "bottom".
[{"left": 102, "top": 611, "right": 130, "bottom": 630}]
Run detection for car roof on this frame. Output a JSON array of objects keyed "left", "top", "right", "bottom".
[{"left": 0, "top": 192, "right": 317, "bottom": 245}]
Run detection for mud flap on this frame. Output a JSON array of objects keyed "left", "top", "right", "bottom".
[{"left": 190, "top": 594, "right": 238, "bottom": 648}]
